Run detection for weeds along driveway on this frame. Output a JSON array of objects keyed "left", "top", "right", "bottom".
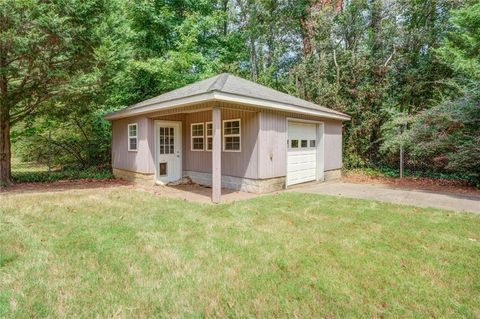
[{"left": 290, "top": 180, "right": 480, "bottom": 213}]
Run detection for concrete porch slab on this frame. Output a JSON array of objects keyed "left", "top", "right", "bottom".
[{"left": 137, "top": 183, "right": 260, "bottom": 204}]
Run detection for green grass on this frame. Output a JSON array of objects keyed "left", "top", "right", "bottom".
[
  {"left": 1, "top": 189, "right": 479, "bottom": 318},
  {"left": 10, "top": 160, "right": 50, "bottom": 174}
]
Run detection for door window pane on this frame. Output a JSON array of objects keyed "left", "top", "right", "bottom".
[{"left": 159, "top": 126, "right": 175, "bottom": 154}]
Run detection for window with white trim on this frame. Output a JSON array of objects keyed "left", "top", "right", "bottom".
[
  {"left": 206, "top": 122, "right": 213, "bottom": 151},
  {"left": 223, "top": 119, "right": 241, "bottom": 152},
  {"left": 191, "top": 123, "right": 204, "bottom": 151},
  {"left": 128, "top": 123, "right": 138, "bottom": 151}
]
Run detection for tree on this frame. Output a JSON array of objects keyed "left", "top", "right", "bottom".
[
  {"left": 404, "top": 85, "right": 480, "bottom": 185},
  {"left": 436, "top": 1, "right": 480, "bottom": 80},
  {"left": 6, "top": 0, "right": 474, "bottom": 184},
  {"left": 0, "top": 0, "right": 111, "bottom": 186},
  {"left": 381, "top": 0, "right": 480, "bottom": 184}
]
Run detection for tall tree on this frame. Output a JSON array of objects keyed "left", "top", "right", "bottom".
[
  {"left": 7, "top": 0, "right": 472, "bottom": 183},
  {"left": 0, "top": 0, "right": 111, "bottom": 186},
  {"left": 436, "top": 0, "right": 480, "bottom": 80}
]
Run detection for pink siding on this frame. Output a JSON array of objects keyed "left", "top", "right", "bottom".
[
  {"left": 111, "top": 116, "right": 154, "bottom": 174},
  {"left": 257, "top": 111, "right": 287, "bottom": 178},
  {"left": 182, "top": 109, "right": 259, "bottom": 179},
  {"left": 258, "top": 110, "right": 343, "bottom": 178},
  {"left": 323, "top": 121, "right": 343, "bottom": 171},
  {"left": 111, "top": 103, "right": 343, "bottom": 180}
]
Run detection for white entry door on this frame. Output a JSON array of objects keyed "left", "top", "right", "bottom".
[
  {"left": 287, "top": 122, "right": 318, "bottom": 186},
  {"left": 156, "top": 121, "right": 182, "bottom": 183}
]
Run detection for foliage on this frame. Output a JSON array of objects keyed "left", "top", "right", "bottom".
[
  {"left": 436, "top": 1, "right": 480, "bottom": 79},
  {"left": 348, "top": 166, "right": 475, "bottom": 183},
  {"left": 403, "top": 85, "right": 480, "bottom": 186},
  {"left": 12, "top": 167, "right": 113, "bottom": 183},
  {"left": 13, "top": 109, "right": 112, "bottom": 169},
  {"left": 4, "top": 0, "right": 479, "bottom": 185},
  {"left": 0, "top": 0, "right": 123, "bottom": 184},
  {"left": 396, "top": 3, "right": 480, "bottom": 186}
]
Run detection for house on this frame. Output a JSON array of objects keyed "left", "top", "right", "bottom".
[{"left": 105, "top": 73, "right": 350, "bottom": 202}]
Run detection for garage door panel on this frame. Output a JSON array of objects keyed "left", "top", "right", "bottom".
[
  {"left": 288, "top": 123, "right": 317, "bottom": 140},
  {"left": 288, "top": 153, "right": 316, "bottom": 165},
  {"left": 288, "top": 161, "right": 317, "bottom": 171},
  {"left": 289, "top": 169, "right": 316, "bottom": 179},
  {"left": 288, "top": 171, "right": 316, "bottom": 184}
]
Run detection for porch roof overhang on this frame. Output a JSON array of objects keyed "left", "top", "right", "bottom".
[{"left": 104, "top": 73, "right": 351, "bottom": 121}]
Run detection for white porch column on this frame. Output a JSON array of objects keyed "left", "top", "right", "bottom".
[{"left": 212, "top": 106, "right": 222, "bottom": 203}]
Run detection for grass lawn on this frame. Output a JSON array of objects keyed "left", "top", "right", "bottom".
[{"left": 1, "top": 188, "right": 479, "bottom": 318}]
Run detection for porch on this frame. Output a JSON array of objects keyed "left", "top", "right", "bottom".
[
  {"left": 149, "top": 103, "right": 261, "bottom": 203},
  {"left": 138, "top": 182, "right": 261, "bottom": 204}
]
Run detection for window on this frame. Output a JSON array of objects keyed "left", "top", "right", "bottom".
[
  {"left": 191, "top": 123, "right": 204, "bottom": 151},
  {"left": 128, "top": 123, "right": 138, "bottom": 151},
  {"left": 159, "top": 126, "right": 174, "bottom": 154},
  {"left": 223, "top": 119, "right": 241, "bottom": 152},
  {"left": 290, "top": 139, "right": 316, "bottom": 149},
  {"left": 206, "top": 122, "right": 213, "bottom": 151}
]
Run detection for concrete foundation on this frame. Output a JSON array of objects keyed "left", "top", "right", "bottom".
[
  {"left": 324, "top": 169, "right": 342, "bottom": 181},
  {"left": 113, "top": 167, "right": 342, "bottom": 194},
  {"left": 184, "top": 170, "right": 285, "bottom": 194},
  {"left": 112, "top": 168, "right": 155, "bottom": 186}
]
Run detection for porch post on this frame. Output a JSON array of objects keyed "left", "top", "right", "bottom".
[{"left": 212, "top": 106, "right": 222, "bottom": 203}]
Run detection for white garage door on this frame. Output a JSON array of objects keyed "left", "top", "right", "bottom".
[{"left": 287, "top": 122, "right": 318, "bottom": 186}]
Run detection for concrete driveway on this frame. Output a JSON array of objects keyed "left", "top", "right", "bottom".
[{"left": 290, "top": 181, "right": 480, "bottom": 213}]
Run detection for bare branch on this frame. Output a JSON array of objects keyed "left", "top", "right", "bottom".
[
  {"left": 10, "top": 93, "right": 51, "bottom": 124},
  {"left": 384, "top": 47, "right": 396, "bottom": 67},
  {"left": 333, "top": 49, "right": 340, "bottom": 86}
]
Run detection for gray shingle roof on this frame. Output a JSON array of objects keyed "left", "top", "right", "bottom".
[{"left": 111, "top": 73, "right": 349, "bottom": 119}]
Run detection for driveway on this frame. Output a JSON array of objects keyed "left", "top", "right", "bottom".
[{"left": 290, "top": 181, "right": 480, "bottom": 213}]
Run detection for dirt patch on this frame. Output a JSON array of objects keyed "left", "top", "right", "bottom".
[
  {"left": 135, "top": 182, "right": 259, "bottom": 204},
  {"left": 343, "top": 171, "right": 480, "bottom": 196},
  {"left": 0, "top": 178, "right": 131, "bottom": 194}
]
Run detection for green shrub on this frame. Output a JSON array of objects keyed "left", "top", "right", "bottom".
[
  {"left": 349, "top": 166, "right": 477, "bottom": 187},
  {"left": 12, "top": 167, "right": 114, "bottom": 183}
]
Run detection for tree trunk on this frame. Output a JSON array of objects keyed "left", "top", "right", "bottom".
[
  {"left": 0, "top": 113, "right": 12, "bottom": 187},
  {"left": 0, "top": 26, "right": 11, "bottom": 187},
  {"left": 249, "top": 36, "right": 258, "bottom": 81},
  {"left": 300, "top": 16, "right": 313, "bottom": 56},
  {"left": 222, "top": 0, "right": 228, "bottom": 36}
]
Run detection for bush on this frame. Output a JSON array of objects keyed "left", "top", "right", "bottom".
[
  {"left": 349, "top": 166, "right": 476, "bottom": 187},
  {"left": 12, "top": 167, "right": 114, "bottom": 183}
]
